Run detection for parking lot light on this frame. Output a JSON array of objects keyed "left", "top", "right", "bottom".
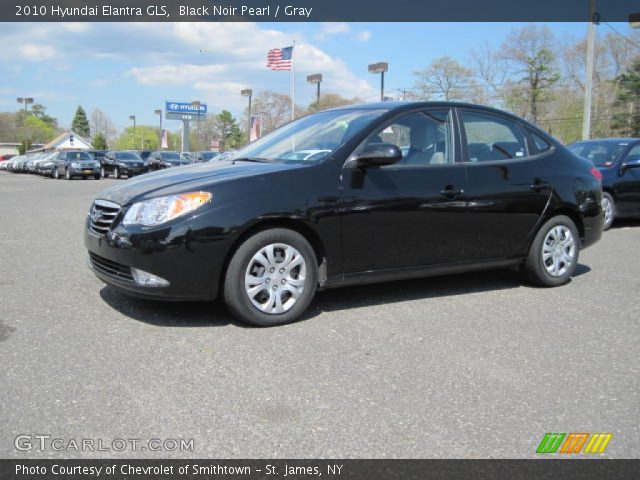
[
  {"left": 129, "top": 115, "right": 136, "bottom": 149},
  {"left": 307, "top": 74, "right": 322, "bottom": 111},
  {"left": 16, "top": 97, "right": 34, "bottom": 113},
  {"left": 368, "top": 62, "right": 388, "bottom": 102}
]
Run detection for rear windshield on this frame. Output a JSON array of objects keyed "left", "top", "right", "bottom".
[
  {"left": 161, "top": 152, "right": 180, "bottom": 160},
  {"left": 569, "top": 141, "right": 627, "bottom": 167},
  {"left": 115, "top": 152, "right": 140, "bottom": 161}
]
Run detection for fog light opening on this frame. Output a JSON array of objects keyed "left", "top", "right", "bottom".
[{"left": 131, "top": 268, "right": 170, "bottom": 287}]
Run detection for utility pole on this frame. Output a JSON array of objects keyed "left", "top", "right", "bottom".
[{"left": 582, "top": 0, "right": 598, "bottom": 140}]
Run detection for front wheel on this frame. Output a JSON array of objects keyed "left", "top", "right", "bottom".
[
  {"left": 65, "top": 168, "right": 72, "bottom": 180},
  {"left": 114, "top": 167, "right": 120, "bottom": 179},
  {"left": 52, "top": 168, "right": 59, "bottom": 179},
  {"left": 523, "top": 215, "right": 579, "bottom": 287},
  {"left": 100, "top": 166, "right": 106, "bottom": 178},
  {"left": 601, "top": 192, "right": 615, "bottom": 231},
  {"left": 224, "top": 228, "right": 318, "bottom": 326}
]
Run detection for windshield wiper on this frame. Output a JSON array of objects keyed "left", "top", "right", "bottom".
[{"left": 231, "top": 157, "right": 275, "bottom": 164}]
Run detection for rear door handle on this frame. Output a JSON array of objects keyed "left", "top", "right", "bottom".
[
  {"left": 530, "top": 183, "right": 550, "bottom": 192},
  {"left": 440, "top": 185, "right": 463, "bottom": 198}
]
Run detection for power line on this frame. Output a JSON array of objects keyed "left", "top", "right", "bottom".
[{"left": 602, "top": 22, "right": 640, "bottom": 50}]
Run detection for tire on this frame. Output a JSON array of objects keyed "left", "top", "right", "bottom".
[
  {"left": 94, "top": 174, "right": 101, "bottom": 180},
  {"left": 601, "top": 192, "right": 615, "bottom": 231},
  {"left": 52, "top": 168, "right": 58, "bottom": 179},
  {"left": 523, "top": 215, "right": 580, "bottom": 287},
  {"left": 65, "top": 168, "right": 72, "bottom": 180},
  {"left": 100, "top": 167, "right": 106, "bottom": 178},
  {"left": 224, "top": 228, "right": 318, "bottom": 326},
  {"left": 114, "top": 167, "right": 120, "bottom": 179}
]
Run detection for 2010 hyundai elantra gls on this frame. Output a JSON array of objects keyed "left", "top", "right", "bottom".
[{"left": 85, "top": 102, "right": 603, "bottom": 326}]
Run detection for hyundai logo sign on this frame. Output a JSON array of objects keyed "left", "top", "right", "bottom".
[{"left": 165, "top": 101, "right": 207, "bottom": 115}]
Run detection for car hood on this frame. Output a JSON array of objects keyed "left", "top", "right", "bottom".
[{"left": 96, "top": 160, "right": 303, "bottom": 206}]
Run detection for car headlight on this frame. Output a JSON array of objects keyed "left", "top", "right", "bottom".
[
  {"left": 94, "top": 162, "right": 100, "bottom": 167},
  {"left": 71, "top": 162, "right": 80, "bottom": 168},
  {"left": 122, "top": 192, "right": 212, "bottom": 226}
]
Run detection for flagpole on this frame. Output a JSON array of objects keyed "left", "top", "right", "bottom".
[{"left": 291, "top": 40, "right": 296, "bottom": 121}]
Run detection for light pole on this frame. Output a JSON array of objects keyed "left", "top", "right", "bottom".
[
  {"left": 129, "top": 115, "right": 136, "bottom": 149},
  {"left": 191, "top": 100, "right": 201, "bottom": 150},
  {"left": 307, "top": 74, "right": 322, "bottom": 111},
  {"left": 241, "top": 89, "right": 252, "bottom": 143},
  {"left": 581, "top": 0, "right": 598, "bottom": 140},
  {"left": 368, "top": 62, "right": 388, "bottom": 102},
  {"left": 154, "top": 109, "right": 162, "bottom": 150},
  {"left": 17, "top": 97, "right": 34, "bottom": 113}
]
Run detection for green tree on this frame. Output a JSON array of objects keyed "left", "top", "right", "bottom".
[
  {"left": 23, "top": 115, "right": 56, "bottom": 144},
  {"left": 307, "top": 93, "right": 361, "bottom": 112},
  {"left": 18, "top": 139, "right": 32, "bottom": 155},
  {"left": 611, "top": 58, "right": 640, "bottom": 137},
  {"left": 215, "top": 110, "right": 243, "bottom": 151},
  {"left": 115, "top": 125, "right": 162, "bottom": 150},
  {"left": 71, "top": 106, "right": 90, "bottom": 138},
  {"left": 92, "top": 132, "right": 108, "bottom": 150},
  {"left": 30, "top": 103, "right": 58, "bottom": 130}
]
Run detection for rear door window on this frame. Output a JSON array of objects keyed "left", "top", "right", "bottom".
[{"left": 461, "top": 110, "right": 527, "bottom": 162}]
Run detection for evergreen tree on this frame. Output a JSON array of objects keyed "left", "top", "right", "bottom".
[
  {"left": 71, "top": 106, "right": 90, "bottom": 138},
  {"left": 611, "top": 58, "right": 640, "bottom": 137}
]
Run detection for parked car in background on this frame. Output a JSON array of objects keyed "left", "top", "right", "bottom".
[
  {"left": 213, "top": 150, "right": 236, "bottom": 162},
  {"left": 192, "top": 151, "right": 219, "bottom": 162},
  {"left": 52, "top": 150, "right": 101, "bottom": 180},
  {"left": 281, "top": 149, "right": 332, "bottom": 161},
  {"left": 86, "top": 101, "right": 603, "bottom": 326},
  {"left": 100, "top": 151, "right": 149, "bottom": 179},
  {"left": 87, "top": 150, "right": 108, "bottom": 164},
  {"left": 136, "top": 150, "right": 152, "bottom": 162},
  {"left": 36, "top": 152, "right": 59, "bottom": 177},
  {"left": 148, "top": 151, "right": 190, "bottom": 170},
  {"left": 568, "top": 138, "right": 640, "bottom": 230},
  {"left": 0, "top": 154, "right": 15, "bottom": 167}
]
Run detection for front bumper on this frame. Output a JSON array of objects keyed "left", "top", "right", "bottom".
[
  {"left": 84, "top": 212, "right": 232, "bottom": 301},
  {"left": 70, "top": 166, "right": 100, "bottom": 176},
  {"left": 119, "top": 166, "right": 149, "bottom": 175}
]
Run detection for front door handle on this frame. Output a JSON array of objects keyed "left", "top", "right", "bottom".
[{"left": 440, "top": 185, "right": 463, "bottom": 198}]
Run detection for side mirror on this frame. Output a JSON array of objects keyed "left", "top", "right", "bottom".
[
  {"left": 621, "top": 155, "right": 640, "bottom": 173},
  {"left": 346, "top": 143, "right": 402, "bottom": 168}
]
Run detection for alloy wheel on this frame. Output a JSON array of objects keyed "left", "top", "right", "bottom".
[
  {"left": 542, "top": 225, "right": 576, "bottom": 277},
  {"left": 244, "top": 243, "right": 307, "bottom": 314},
  {"left": 602, "top": 197, "right": 613, "bottom": 228}
]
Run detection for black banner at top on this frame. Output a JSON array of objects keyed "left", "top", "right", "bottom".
[{"left": 3, "top": 0, "right": 637, "bottom": 22}]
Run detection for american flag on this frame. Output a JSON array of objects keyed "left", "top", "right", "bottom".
[{"left": 267, "top": 46, "right": 293, "bottom": 71}]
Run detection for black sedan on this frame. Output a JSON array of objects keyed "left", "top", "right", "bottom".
[
  {"left": 568, "top": 138, "right": 640, "bottom": 230},
  {"left": 86, "top": 102, "right": 603, "bottom": 326},
  {"left": 53, "top": 150, "right": 101, "bottom": 180},
  {"left": 100, "top": 151, "right": 149, "bottom": 179},
  {"left": 147, "top": 151, "right": 190, "bottom": 170}
]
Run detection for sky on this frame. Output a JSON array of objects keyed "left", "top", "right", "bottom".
[{"left": 0, "top": 21, "right": 636, "bottom": 132}]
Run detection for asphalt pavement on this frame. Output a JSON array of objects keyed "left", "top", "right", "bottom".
[{"left": 0, "top": 171, "right": 638, "bottom": 458}]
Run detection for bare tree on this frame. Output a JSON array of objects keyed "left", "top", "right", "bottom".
[
  {"left": 500, "top": 25, "right": 560, "bottom": 123},
  {"left": 89, "top": 108, "right": 118, "bottom": 148},
  {"left": 413, "top": 56, "right": 479, "bottom": 102},
  {"left": 471, "top": 43, "right": 510, "bottom": 106}
]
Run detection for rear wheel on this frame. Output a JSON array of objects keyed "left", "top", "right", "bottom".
[
  {"left": 100, "top": 166, "right": 106, "bottom": 178},
  {"left": 52, "top": 168, "right": 58, "bottom": 179},
  {"left": 523, "top": 215, "right": 579, "bottom": 287},
  {"left": 94, "top": 174, "right": 101, "bottom": 180},
  {"left": 224, "top": 228, "right": 318, "bottom": 326},
  {"left": 65, "top": 168, "right": 72, "bottom": 180},
  {"left": 114, "top": 167, "right": 120, "bottom": 179},
  {"left": 601, "top": 192, "right": 615, "bottom": 231}
]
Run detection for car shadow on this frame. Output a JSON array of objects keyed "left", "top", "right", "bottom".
[
  {"left": 611, "top": 218, "right": 640, "bottom": 229},
  {"left": 99, "top": 264, "right": 592, "bottom": 327}
]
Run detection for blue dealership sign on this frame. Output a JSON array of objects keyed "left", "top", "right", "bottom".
[{"left": 165, "top": 101, "right": 207, "bottom": 115}]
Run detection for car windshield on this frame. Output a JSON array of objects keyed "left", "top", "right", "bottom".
[
  {"left": 67, "top": 152, "right": 92, "bottom": 161},
  {"left": 115, "top": 152, "right": 141, "bottom": 161},
  {"left": 201, "top": 152, "right": 217, "bottom": 160},
  {"left": 227, "top": 109, "right": 385, "bottom": 163},
  {"left": 570, "top": 141, "right": 628, "bottom": 167},
  {"left": 161, "top": 152, "right": 181, "bottom": 160}
]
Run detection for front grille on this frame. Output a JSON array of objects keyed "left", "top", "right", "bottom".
[
  {"left": 89, "top": 252, "right": 133, "bottom": 282},
  {"left": 89, "top": 199, "right": 120, "bottom": 235}
]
